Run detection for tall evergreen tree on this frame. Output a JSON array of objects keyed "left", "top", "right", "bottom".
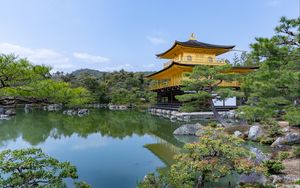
[{"left": 239, "top": 17, "right": 300, "bottom": 125}]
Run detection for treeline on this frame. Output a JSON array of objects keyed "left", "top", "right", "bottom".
[
  {"left": 0, "top": 55, "right": 92, "bottom": 107},
  {"left": 52, "top": 69, "right": 155, "bottom": 106},
  {"left": 0, "top": 54, "right": 155, "bottom": 107}
]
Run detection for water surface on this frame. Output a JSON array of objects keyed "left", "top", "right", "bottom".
[{"left": 0, "top": 109, "right": 181, "bottom": 188}]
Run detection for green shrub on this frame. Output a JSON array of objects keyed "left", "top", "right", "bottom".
[
  {"left": 276, "top": 151, "right": 290, "bottom": 161},
  {"left": 259, "top": 136, "right": 275, "bottom": 145},
  {"left": 268, "top": 124, "right": 283, "bottom": 137},
  {"left": 263, "top": 160, "right": 284, "bottom": 174},
  {"left": 295, "top": 179, "right": 300, "bottom": 185},
  {"left": 207, "top": 121, "right": 218, "bottom": 128},
  {"left": 137, "top": 173, "right": 166, "bottom": 188},
  {"left": 293, "top": 146, "right": 300, "bottom": 157}
]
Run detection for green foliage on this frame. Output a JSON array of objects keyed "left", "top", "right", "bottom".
[
  {"left": 259, "top": 136, "right": 275, "bottom": 145},
  {"left": 0, "top": 54, "right": 92, "bottom": 107},
  {"left": 139, "top": 127, "right": 266, "bottom": 188},
  {"left": 284, "top": 107, "right": 300, "bottom": 126},
  {"left": 263, "top": 160, "right": 284, "bottom": 174},
  {"left": 207, "top": 121, "right": 218, "bottom": 128},
  {"left": 137, "top": 173, "right": 167, "bottom": 188},
  {"left": 231, "top": 52, "right": 258, "bottom": 67},
  {"left": 276, "top": 151, "right": 290, "bottom": 161},
  {"left": 167, "top": 127, "right": 266, "bottom": 187},
  {"left": 56, "top": 69, "right": 155, "bottom": 105},
  {"left": 295, "top": 179, "right": 300, "bottom": 185},
  {"left": 0, "top": 148, "right": 90, "bottom": 187},
  {"left": 292, "top": 146, "right": 300, "bottom": 157},
  {"left": 176, "top": 64, "right": 241, "bottom": 125},
  {"left": 239, "top": 17, "right": 300, "bottom": 124},
  {"left": 261, "top": 123, "right": 283, "bottom": 138},
  {"left": 74, "top": 181, "right": 92, "bottom": 188}
]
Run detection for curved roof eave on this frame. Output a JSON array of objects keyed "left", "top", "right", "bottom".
[
  {"left": 145, "top": 62, "right": 259, "bottom": 79},
  {"left": 156, "top": 40, "right": 235, "bottom": 58}
]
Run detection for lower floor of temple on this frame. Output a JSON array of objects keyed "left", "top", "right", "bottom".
[{"left": 153, "top": 87, "right": 242, "bottom": 111}]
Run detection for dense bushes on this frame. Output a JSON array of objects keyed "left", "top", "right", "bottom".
[{"left": 54, "top": 69, "right": 155, "bottom": 106}]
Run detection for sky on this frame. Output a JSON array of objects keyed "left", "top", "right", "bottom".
[{"left": 0, "top": 0, "right": 299, "bottom": 73}]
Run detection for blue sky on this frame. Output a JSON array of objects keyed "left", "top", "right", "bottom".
[{"left": 0, "top": 0, "right": 299, "bottom": 72}]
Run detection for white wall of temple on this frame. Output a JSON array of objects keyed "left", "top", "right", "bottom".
[{"left": 213, "top": 97, "right": 237, "bottom": 106}]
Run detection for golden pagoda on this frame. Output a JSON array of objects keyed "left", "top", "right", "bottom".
[{"left": 146, "top": 34, "right": 257, "bottom": 110}]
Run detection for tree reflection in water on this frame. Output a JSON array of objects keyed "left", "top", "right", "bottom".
[{"left": 0, "top": 109, "right": 181, "bottom": 147}]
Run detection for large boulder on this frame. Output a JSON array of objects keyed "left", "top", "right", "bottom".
[
  {"left": 248, "top": 125, "right": 263, "bottom": 141},
  {"left": 250, "top": 147, "right": 270, "bottom": 164},
  {"left": 271, "top": 133, "right": 300, "bottom": 148},
  {"left": 173, "top": 123, "right": 203, "bottom": 135},
  {"left": 239, "top": 172, "right": 267, "bottom": 185}
]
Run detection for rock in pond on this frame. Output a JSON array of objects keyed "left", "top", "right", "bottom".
[
  {"left": 46, "top": 104, "right": 62, "bottom": 111},
  {"left": 173, "top": 123, "right": 203, "bottom": 135},
  {"left": 78, "top": 109, "right": 89, "bottom": 116},
  {"left": 271, "top": 133, "right": 300, "bottom": 148},
  {"left": 0, "top": 114, "right": 10, "bottom": 120},
  {"left": 63, "top": 109, "right": 90, "bottom": 117},
  {"left": 248, "top": 125, "right": 263, "bottom": 141},
  {"left": 0, "top": 107, "right": 4, "bottom": 114},
  {"left": 5, "top": 109, "right": 16, "bottom": 116}
]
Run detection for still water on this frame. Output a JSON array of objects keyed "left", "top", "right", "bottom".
[{"left": 0, "top": 109, "right": 181, "bottom": 188}]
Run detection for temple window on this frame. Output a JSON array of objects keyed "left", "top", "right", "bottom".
[
  {"left": 208, "top": 57, "right": 213, "bottom": 62},
  {"left": 186, "top": 55, "right": 192, "bottom": 61}
]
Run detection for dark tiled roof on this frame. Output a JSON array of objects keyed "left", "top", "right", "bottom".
[
  {"left": 156, "top": 40, "right": 235, "bottom": 57},
  {"left": 177, "top": 40, "right": 235, "bottom": 49}
]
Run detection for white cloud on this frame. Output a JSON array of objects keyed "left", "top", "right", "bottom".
[
  {"left": 143, "top": 63, "right": 155, "bottom": 68},
  {"left": 100, "top": 63, "right": 133, "bottom": 72},
  {"left": 73, "top": 52, "right": 110, "bottom": 63},
  {"left": 265, "top": 0, "right": 280, "bottom": 7},
  {"left": 147, "top": 36, "right": 166, "bottom": 45},
  {"left": 0, "top": 42, "right": 75, "bottom": 71}
]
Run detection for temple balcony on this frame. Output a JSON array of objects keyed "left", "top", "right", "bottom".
[
  {"left": 163, "top": 57, "right": 226, "bottom": 68},
  {"left": 149, "top": 76, "right": 240, "bottom": 91}
]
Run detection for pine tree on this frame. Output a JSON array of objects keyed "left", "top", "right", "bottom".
[
  {"left": 176, "top": 64, "right": 242, "bottom": 126},
  {"left": 239, "top": 17, "right": 300, "bottom": 125}
]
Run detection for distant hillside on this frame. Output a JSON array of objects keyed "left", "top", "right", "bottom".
[
  {"left": 71, "top": 69, "right": 106, "bottom": 77},
  {"left": 70, "top": 69, "right": 155, "bottom": 78}
]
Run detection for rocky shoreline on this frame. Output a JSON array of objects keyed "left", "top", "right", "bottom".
[{"left": 172, "top": 122, "right": 300, "bottom": 187}]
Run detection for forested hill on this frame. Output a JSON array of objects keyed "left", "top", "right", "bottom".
[
  {"left": 70, "top": 69, "right": 154, "bottom": 78},
  {"left": 71, "top": 69, "right": 105, "bottom": 77}
]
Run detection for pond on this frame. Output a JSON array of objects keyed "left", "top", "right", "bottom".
[
  {"left": 0, "top": 109, "right": 182, "bottom": 188},
  {"left": 0, "top": 109, "right": 271, "bottom": 188}
]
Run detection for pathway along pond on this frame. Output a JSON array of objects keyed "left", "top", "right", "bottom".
[{"left": 0, "top": 109, "right": 270, "bottom": 188}]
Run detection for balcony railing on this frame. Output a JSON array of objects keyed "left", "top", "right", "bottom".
[
  {"left": 163, "top": 57, "right": 226, "bottom": 67},
  {"left": 149, "top": 79, "right": 240, "bottom": 90}
]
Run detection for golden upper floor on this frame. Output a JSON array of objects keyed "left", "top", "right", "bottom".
[
  {"left": 146, "top": 34, "right": 257, "bottom": 91},
  {"left": 156, "top": 33, "right": 235, "bottom": 61}
]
